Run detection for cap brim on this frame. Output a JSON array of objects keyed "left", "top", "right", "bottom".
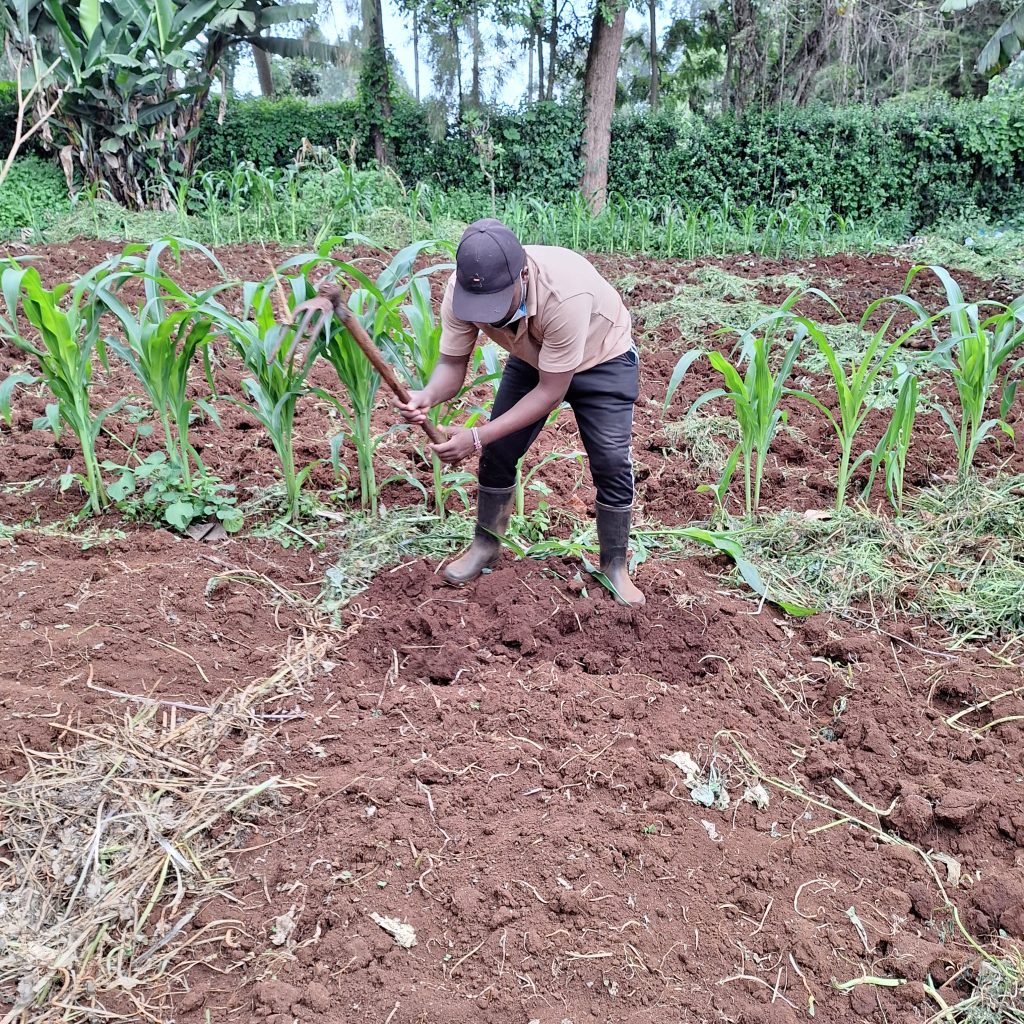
[{"left": 452, "top": 280, "right": 516, "bottom": 324}]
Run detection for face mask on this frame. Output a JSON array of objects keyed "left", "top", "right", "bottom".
[
  {"left": 494, "top": 298, "right": 527, "bottom": 330},
  {"left": 490, "top": 273, "right": 528, "bottom": 329}
]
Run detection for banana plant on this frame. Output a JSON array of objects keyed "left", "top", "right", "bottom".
[
  {"left": 0, "top": 259, "right": 123, "bottom": 514},
  {"left": 2, "top": 0, "right": 340, "bottom": 210}
]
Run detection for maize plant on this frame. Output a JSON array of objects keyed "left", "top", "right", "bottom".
[
  {"left": 777, "top": 301, "right": 930, "bottom": 510},
  {"left": 95, "top": 238, "right": 228, "bottom": 494},
  {"left": 0, "top": 260, "right": 122, "bottom": 514},
  {"left": 277, "top": 238, "right": 453, "bottom": 515},
  {"left": 904, "top": 266, "right": 1024, "bottom": 479},
  {"left": 202, "top": 279, "right": 323, "bottom": 523},
  {"left": 863, "top": 372, "right": 919, "bottom": 512},
  {"left": 668, "top": 333, "right": 804, "bottom": 517}
]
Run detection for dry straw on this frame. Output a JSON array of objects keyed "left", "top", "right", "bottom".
[{"left": 0, "top": 637, "right": 325, "bottom": 1023}]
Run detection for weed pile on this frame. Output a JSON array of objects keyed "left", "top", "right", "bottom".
[
  {"left": 0, "top": 642, "right": 321, "bottom": 1023},
  {"left": 736, "top": 475, "right": 1024, "bottom": 641}
]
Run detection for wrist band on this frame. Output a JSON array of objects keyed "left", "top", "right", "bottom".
[{"left": 471, "top": 427, "right": 482, "bottom": 453}]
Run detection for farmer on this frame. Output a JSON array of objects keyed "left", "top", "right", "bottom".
[{"left": 397, "top": 218, "right": 645, "bottom": 607}]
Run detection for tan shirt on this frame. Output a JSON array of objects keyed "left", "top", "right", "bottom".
[{"left": 440, "top": 245, "right": 633, "bottom": 374}]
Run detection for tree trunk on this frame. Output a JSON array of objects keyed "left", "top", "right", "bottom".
[
  {"left": 579, "top": 2, "right": 626, "bottom": 212},
  {"left": 648, "top": 0, "right": 658, "bottom": 110},
  {"left": 727, "top": 0, "right": 762, "bottom": 115},
  {"left": 788, "top": 4, "right": 837, "bottom": 105},
  {"left": 470, "top": 2, "right": 481, "bottom": 106},
  {"left": 546, "top": 0, "right": 557, "bottom": 99},
  {"left": 413, "top": 9, "right": 421, "bottom": 102},
  {"left": 361, "top": 0, "right": 393, "bottom": 164},
  {"left": 534, "top": 9, "right": 545, "bottom": 97},
  {"left": 451, "top": 15, "right": 464, "bottom": 114},
  {"left": 527, "top": 30, "right": 534, "bottom": 102},
  {"left": 251, "top": 42, "right": 274, "bottom": 97}
]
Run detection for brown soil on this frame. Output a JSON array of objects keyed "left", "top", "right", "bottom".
[{"left": 2, "top": 241, "right": 1023, "bottom": 1024}]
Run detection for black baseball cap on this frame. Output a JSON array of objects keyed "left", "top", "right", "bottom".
[{"left": 453, "top": 218, "right": 526, "bottom": 322}]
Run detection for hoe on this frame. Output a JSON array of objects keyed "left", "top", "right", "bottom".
[{"left": 290, "top": 280, "right": 445, "bottom": 445}]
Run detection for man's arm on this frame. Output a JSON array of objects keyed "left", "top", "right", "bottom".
[
  {"left": 430, "top": 367, "right": 573, "bottom": 464},
  {"left": 479, "top": 369, "right": 573, "bottom": 443},
  {"left": 395, "top": 353, "right": 471, "bottom": 425}
]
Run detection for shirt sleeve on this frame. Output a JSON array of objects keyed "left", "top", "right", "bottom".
[
  {"left": 439, "top": 276, "right": 479, "bottom": 359},
  {"left": 537, "top": 293, "right": 592, "bottom": 373}
]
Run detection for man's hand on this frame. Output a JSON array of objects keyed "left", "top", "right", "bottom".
[
  {"left": 430, "top": 426, "right": 476, "bottom": 465},
  {"left": 396, "top": 389, "right": 433, "bottom": 426}
]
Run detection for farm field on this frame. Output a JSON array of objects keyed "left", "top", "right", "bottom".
[{"left": 2, "top": 239, "right": 1023, "bottom": 1024}]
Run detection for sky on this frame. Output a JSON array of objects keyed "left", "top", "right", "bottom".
[{"left": 234, "top": 0, "right": 651, "bottom": 105}]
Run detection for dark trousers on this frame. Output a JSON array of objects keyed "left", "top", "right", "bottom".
[{"left": 478, "top": 349, "right": 640, "bottom": 509}]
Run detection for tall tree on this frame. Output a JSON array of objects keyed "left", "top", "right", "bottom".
[
  {"left": 580, "top": 1, "right": 626, "bottom": 210},
  {"left": 413, "top": 7, "right": 421, "bottom": 100},
  {"left": 648, "top": 0, "right": 658, "bottom": 109},
  {"left": 359, "top": 0, "right": 393, "bottom": 163},
  {"left": 546, "top": 0, "right": 558, "bottom": 97},
  {"left": 252, "top": 42, "right": 276, "bottom": 96}
]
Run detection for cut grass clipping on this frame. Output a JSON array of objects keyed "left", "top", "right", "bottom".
[
  {"left": 320, "top": 505, "right": 473, "bottom": 610},
  {"left": 731, "top": 475, "right": 1024, "bottom": 640},
  {"left": 630, "top": 266, "right": 806, "bottom": 346},
  {"left": 0, "top": 643, "right": 320, "bottom": 1023}
]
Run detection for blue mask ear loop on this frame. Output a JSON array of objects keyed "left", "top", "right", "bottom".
[{"left": 494, "top": 270, "right": 528, "bottom": 329}]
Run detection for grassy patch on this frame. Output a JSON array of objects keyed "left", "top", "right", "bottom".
[
  {"left": 632, "top": 267, "right": 807, "bottom": 348},
  {"left": 908, "top": 227, "right": 1024, "bottom": 287},
  {"left": 933, "top": 952, "right": 1024, "bottom": 1024},
  {"left": 319, "top": 505, "right": 472, "bottom": 611},
  {"left": 652, "top": 412, "right": 742, "bottom": 478},
  {"left": 729, "top": 475, "right": 1024, "bottom": 640}
]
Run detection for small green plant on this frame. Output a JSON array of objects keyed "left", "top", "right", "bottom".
[
  {"left": 515, "top": 446, "right": 585, "bottom": 521},
  {"left": 203, "top": 279, "right": 322, "bottom": 523},
  {"left": 862, "top": 372, "right": 919, "bottom": 512},
  {"left": 779, "top": 300, "right": 930, "bottom": 509},
  {"left": 905, "top": 266, "right": 1024, "bottom": 479},
  {"left": 667, "top": 332, "right": 803, "bottom": 517},
  {"left": 96, "top": 238, "right": 228, "bottom": 494},
  {"left": 0, "top": 260, "right": 121, "bottom": 514},
  {"left": 105, "top": 452, "right": 242, "bottom": 533}
]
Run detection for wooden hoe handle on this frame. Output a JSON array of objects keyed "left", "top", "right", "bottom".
[{"left": 318, "top": 282, "right": 446, "bottom": 447}]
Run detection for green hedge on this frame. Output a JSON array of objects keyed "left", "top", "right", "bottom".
[
  {"left": 3, "top": 83, "right": 1022, "bottom": 230},
  {"left": 196, "top": 98, "right": 585, "bottom": 198},
  {"left": 606, "top": 101, "right": 1024, "bottom": 229},
  {"left": 196, "top": 96, "right": 1023, "bottom": 229}
]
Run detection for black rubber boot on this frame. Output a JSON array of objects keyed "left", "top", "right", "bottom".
[
  {"left": 596, "top": 502, "right": 646, "bottom": 607},
  {"left": 443, "top": 484, "right": 516, "bottom": 586}
]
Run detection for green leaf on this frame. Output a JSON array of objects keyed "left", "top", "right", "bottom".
[
  {"left": 80, "top": 0, "right": 101, "bottom": 40},
  {"left": 0, "top": 372, "right": 37, "bottom": 424},
  {"left": 664, "top": 348, "right": 704, "bottom": 411},
  {"left": 676, "top": 527, "right": 819, "bottom": 616},
  {"left": 107, "top": 472, "right": 136, "bottom": 502},
  {"left": 164, "top": 500, "right": 195, "bottom": 530},
  {"left": 217, "top": 507, "right": 244, "bottom": 533},
  {"left": 581, "top": 555, "right": 625, "bottom": 602}
]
